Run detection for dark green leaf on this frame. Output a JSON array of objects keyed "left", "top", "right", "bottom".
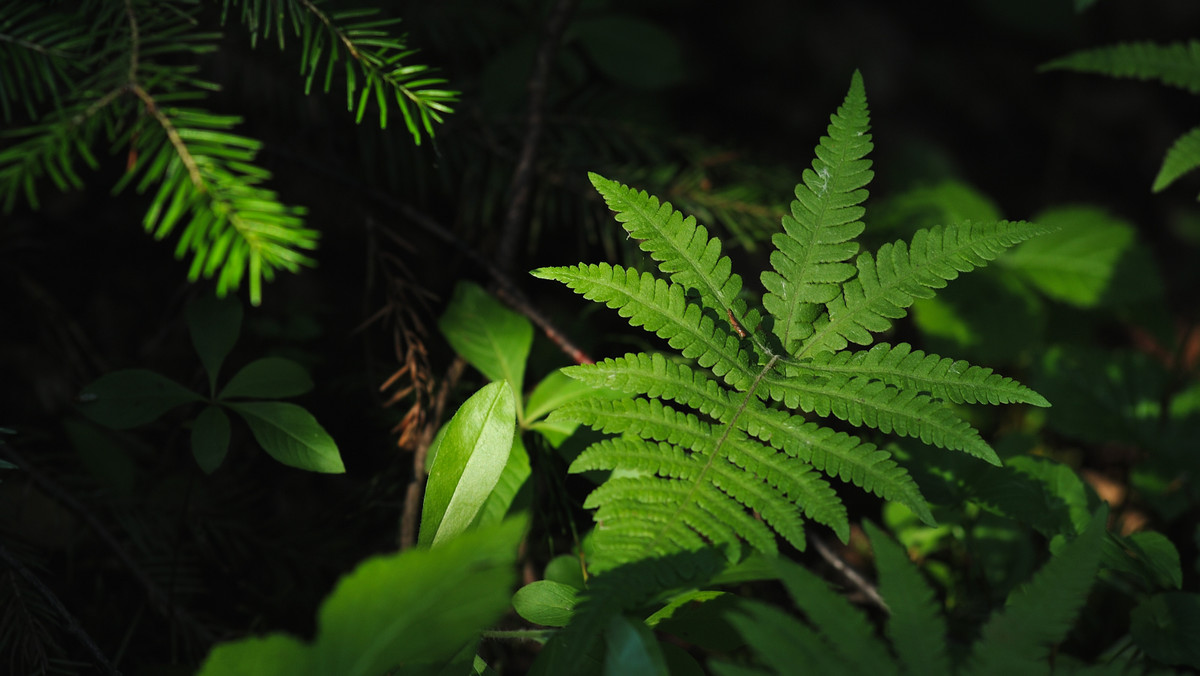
[
  {"left": 187, "top": 293, "right": 243, "bottom": 393},
  {"left": 227, "top": 401, "right": 344, "bottom": 473},
  {"left": 220, "top": 357, "right": 314, "bottom": 399},
  {"left": 575, "top": 15, "right": 686, "bottom": 90},
  {"left": 438, "top": 281, "right": 532, "bottom": 401},
  {"left": 192, "top": 404, "right": 231, "bottom": 473},
  {"left": 603, "top": 614, "right": 669, "bottom": 676},
  {"left": 1130, "top": 592, "right": 1200, "bottom": 668},
  {"left": 79, "top": 369, "right": 203, "bottom": 429}
]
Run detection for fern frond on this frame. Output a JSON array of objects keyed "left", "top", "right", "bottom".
[
  {"left": 965, "top": 508, "right": 1107, "bottom": 676},
  {"left": 558, "top": 397, "right": 847, "bottom": 553},
  {"left": 220, "top": 0, "right": 456, "bottom": 144},
  {"left": 798, "top": 220, "right": 1049, "bottom": 357},
  {"left": 586, "top": 172, "right": 746, "bottom": 317},
  {"left": 1153, "top": 126, "right": 1200, "bottom": 193},
  {"left": 773, "top": 557, "right": 900, "bottom": 676},
  {"left": 762, "top": 70, "right": 872, "bottom": 353},
  {"left": 863, "top": 521, "right": 951, "bottom": 676},
  {"left": 0, "top": 3, "right": 90, "bottom": 122},
  {"left": 764, "top": 370, "right": 998, "bottom": 464},
  {"left": 1040, "top": 40, "right": 1200, "bottom": 94},
  {"left": 563, "top": 353, "right": 933, "bottom": 523},
  {"left": 799, "top": 342, "right": 1050, "bottom": 406},
  {"left": 531, "top": 263, "right": 756, "bottom": 388}
]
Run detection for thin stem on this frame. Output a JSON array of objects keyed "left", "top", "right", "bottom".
[
  {"left": 480, "top": 628, "right": 556, "bottom": 643},
  {"left": 129, "top": 84, "right": 205, "bottom": 192},
  {"left": 494, "top": 0, "right": 580, "bottom": 271},
  {"left": 809, "top": 531, "right": 889, "bottom": 613}
]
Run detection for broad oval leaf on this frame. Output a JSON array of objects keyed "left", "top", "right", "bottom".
[
  {"left": 219, "top": 357, "right": 314, "bottom": 399},
  {"left": 192, "top": 404, "right": 231, "bottom": 474},
  {"left": 513, "top": 580, "right": 579, "bottom": 627},
  {"left": 314, "top": 518, "right": 524, "bottom": 675},
  {"left": 196, "top": 634, "right": 310, "bottom": 676},
  {"left": 471, "top": 433, "right": 531, "bottom": 529},
  {"left": 438, "top": 281, "right": 532, "bottom": 401},
  {"left": 227, "top": 401, "right": 344, "bottom": 473},
  {"left": 1131, "top": 592, "right": 1200, "bottom": 668},
  {"left": 79, "top": 369, "right": 203, "bottom": 429},
  {"left": 187, "top": 293, "right": 243, "bottom": 393},
  {"left": 420, "top": 380, "right": 516, "bottom": 546}
]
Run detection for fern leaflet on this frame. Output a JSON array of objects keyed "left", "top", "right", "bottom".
[
  {"left": 762, "top": 70, "right": 871, "bottom": 354},
  {"left": 1153, "top": 126, "right": 1200, "bottom": 194},
  {"left": 1040, "top": 40, "right": 1200, "bottom": 94}
]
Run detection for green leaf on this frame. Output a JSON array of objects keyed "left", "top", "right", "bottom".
[
  {"left": 187, "top": 292, "right": 244, "bottom": 394},
  {"left": 197, "top": 634, "right": 311, "bottom": 676},
  {"left": 965, "top": 507, "right": 1108, "bottom": 676},
  {"left": 196, "top": 518, "right": 524, "bottom": 676},
  {"left": 574, "top": 16, "right": 685, "bottom": 90},
  {"left": 513, "top": 580, "right": 579, "bottom": 627},
  {"left": 227, "top": 401, "right": 344, "bottom": 473},
  {"left": 544, "top": 554, "right": 587, "bottom": 590},
  {"left": 471, "top": 432, "right": 531, "bottom": 528},
  {"left": 1109, "top": 531, "right": 1183, "bottom": 591},
  {"left": 526, "top": 369, "right": 612, "bottom": 423},
  {"left": 1040, "top": 40, "right": 1200, "bottom": 94},
  {"left": 603, "top": 614, "right": 669, "bottom": 676},
  {"left": 1153, "top": 126, "right": 1200, "bottom": 193},
  {"left": 420, "top": 380, "right": 516, "bottom": 546},
  {"left": 1001, "top": 207, "right": 1148, "bottom": 308},
  {"left": 439, "top": 281, "right": 533, "bottom": 402},
  {"left": 773, "top": 557, "right": 899, "bottom": 676},
  {"left": 219, "top": 357, "right": 314, "bottom": 399},
  {"left": 192, "top": 404, "right": 231, "bottom": 473},
  {"left": 863, "top": 520, "right": 951, "bottom": 676},
  {"left": 78, "top": 369, "right": 204, "bottom": 429},
  {"left": 1130, "top": 592, "right": 1200, "bottom": 668}
]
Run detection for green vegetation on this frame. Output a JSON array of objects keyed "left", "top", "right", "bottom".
[{"left": 1, "top": 1, "right": 1198, "bottom": 674}]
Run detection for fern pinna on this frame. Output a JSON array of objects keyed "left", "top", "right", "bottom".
[{"left": 533, "top": 71, "right": 1050, "bottom": 573}]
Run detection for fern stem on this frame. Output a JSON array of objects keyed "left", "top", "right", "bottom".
[
  {"left": 480, "top": 628, "right": 556, "bottom": 643},
  {"left": 650, "top": 354, "right": 780, "bottom": 553}
]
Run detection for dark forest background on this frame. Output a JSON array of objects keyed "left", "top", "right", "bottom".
[{"left": 2, "top": 0, "right": 1198, "bottom": 673}]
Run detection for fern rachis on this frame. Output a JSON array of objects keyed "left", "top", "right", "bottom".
[{"left": 534, "top": 70, "right": 1049, "bottom": 572}]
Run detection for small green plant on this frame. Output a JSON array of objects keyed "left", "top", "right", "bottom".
[
  {"left": 78, "top": 294, "right": 343, "bottom": 474},
  {"left": 532, "top": 71, "right": 1050, "bottom": 574}
]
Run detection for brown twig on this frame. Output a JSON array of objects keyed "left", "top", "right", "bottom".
[
  {"left": 0, "top": 442, "right": 217, "bottom": 645},
  {"left": 494, "top": 0, "right": 581, "bottom": 271},
  {"left": 399, "top": 357, "right": 467, "bottom": 549},
  {"left": 809, "top": 531, "right": 889, "bottom": 613}
]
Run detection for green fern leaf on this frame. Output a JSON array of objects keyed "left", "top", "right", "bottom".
[
  {"left": 563, "top": 353, "right": 933, "bottom": 524},
  {"left": 762, "top": 70, "right": 872, "bottom": 353},
  {"left": 1041, "top": 40, "right": 1200, "bottom": 94},
  {"left": 964, "top": 507, "right": 1108, "bottom": 676},
  {"left": 800, "top": 342, "right": 1050, "bottom": 406},
  {"left": 764, "top": 370, "right": 998, "bottom": 464},
  {"left": 531, "top": 263, "right": 755, "bottom": 388},
  {"left": 773, "top": 557, "right": 900, "bottom": 676},
  {"left": 798, "top": 220, "right": 1049, "bottom": 357},
  {"left": 1153, "top": 126, "right": 1200, "bottom": 193},
  {"left": 588, "top": 172, "right": 745, "bottom": 317},
  {"left": 863, "top": 521, "right": 951, "bottom": 676}
]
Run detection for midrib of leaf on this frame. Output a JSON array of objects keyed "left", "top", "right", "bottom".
[
  {"left": 643, "top": 355, "right": 779, "bottom": 558},
  {"left": 775, "top": 135, "right": 862, "bottom": 352},
  {"left": 617, "top": 189, "right": 738, "bottom": 313}
]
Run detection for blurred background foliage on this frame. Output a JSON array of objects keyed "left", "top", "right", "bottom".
[{"left": 2, "top": 0, "right": 1199, "bottom": 673}]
